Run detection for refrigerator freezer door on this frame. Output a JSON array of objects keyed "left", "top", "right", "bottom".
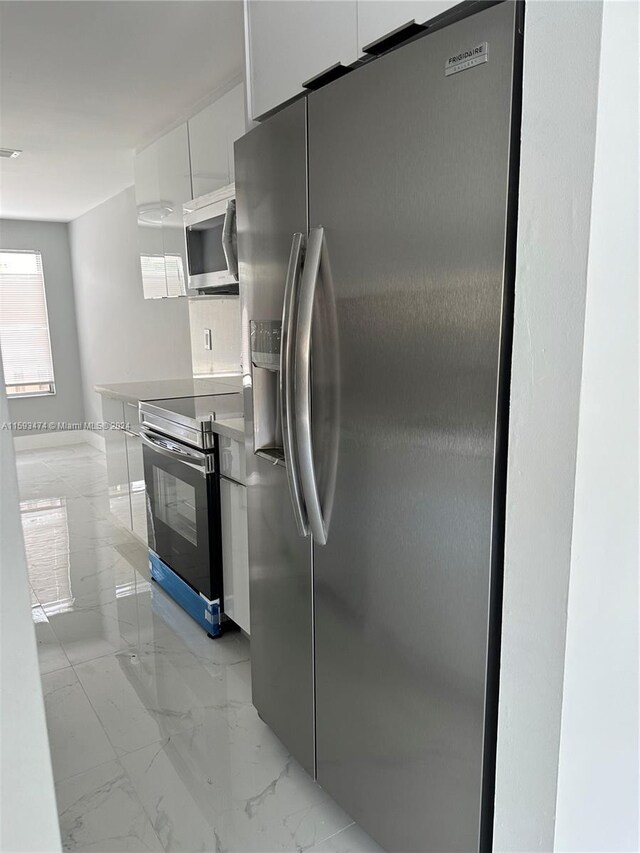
[
  {"left": 308, "top": 2, "right": 519, "bottom": 850},
  {"left": 235, "top": 100, "right": 316, "bottom": 776}
]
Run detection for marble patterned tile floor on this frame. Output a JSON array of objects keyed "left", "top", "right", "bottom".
[{"left": 16, "top": 442, "right": 383, "bottom": 853}]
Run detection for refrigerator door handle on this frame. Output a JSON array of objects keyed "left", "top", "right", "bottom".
[
  {"left": 294, "top": 226, "right": 327, "bottom": 545},
  {"left": 280, "top": 232, "right": 309, "bottom": 537}
]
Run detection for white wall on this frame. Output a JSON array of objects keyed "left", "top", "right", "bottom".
[
  {"left": 188, "top": 296, "right": 242, "bottom": 377},
  {"left": 493, "top": 2, "right": 604, "bottom": 850},
  {"left": 553, "top": 2, "right": 639, "bottom": 848},
  {"left": 69, "top": 186, "right": 193, "bottom": 424},
  {"left": 0, "top": 219, "right": 85, "bottom": 433}
]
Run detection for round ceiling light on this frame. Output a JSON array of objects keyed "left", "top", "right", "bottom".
[{"left": 137, "top": 203, "right": 174, "bottom": 224}]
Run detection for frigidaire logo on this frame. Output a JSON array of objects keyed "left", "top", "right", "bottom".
[
  {"left": 444, "top": 41, "right": 489, "bottom": 76},
  {"left": 447, "top": 44, "right": 485, "bottom": 66}
]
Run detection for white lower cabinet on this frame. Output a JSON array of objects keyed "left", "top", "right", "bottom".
[
  {"left": 102, "top": 397, "right": 132, "bottom": 530},
  {"left": 102, "top": 396, "right": 147, "bottom": 545},
  {"left": 220, "top": 476, "right": 250, "bottom": 634},
  {"left": 124, "top": 402, "right": 148, "bottom": 546},
  {"left": 219, "top": 433, "right": 250, "bottom": 635}
]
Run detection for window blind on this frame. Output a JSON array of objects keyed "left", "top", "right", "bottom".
[
  {"left": 0, "top": 250, "right": 55, "bottom": 395},
  {"left": 140, "top": 253, "right": 185, "bottom": 298},
  {"left": 165, "top": 254, "right": 186, "bottom": 297},
  {"left": 140, "top": 253, "right": 167, "bottom": 299}
]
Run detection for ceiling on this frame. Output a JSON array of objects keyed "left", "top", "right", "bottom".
[{"left": 0, "top": 1, "right": 244, "bottom": 222}]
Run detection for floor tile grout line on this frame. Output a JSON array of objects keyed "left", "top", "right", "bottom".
[
  {"left": 118, "top": 739, "right": 278, "bottom": 853},
  {"left": 48, "top": 661, "right": 121, "bottom": 784},
  {"left": 313, "top": 820, "right": 358, "bottom": 848},
  {"left": 114, "top": 752, "right": 169, "bottom": 853},
  {"left": 54, "top": 750, "right": 171, "bottom": 853},
  {"left": 70, "top": 647, "right": 241, "bottom": 770},
  {"left": 52, "top": 752, "right": 120, "bottom": 789},
  {"left": 71, "top": 653, "right": 176, "bottom": 764},
  {"left": 114, "top": 751, "right": 172, "bottom": 852},
  {"left": 39, "top": 660, "right": 73, "bottom": 677}
]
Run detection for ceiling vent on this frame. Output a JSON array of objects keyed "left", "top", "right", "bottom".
[{"left": 0, "top": 148, "right": 22, "bottom": 159}]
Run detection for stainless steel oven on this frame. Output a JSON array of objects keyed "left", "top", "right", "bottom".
[
  {"left": 139, "top": 393, "right": 243, "bottom": 600},
  {"left": 183, "top": 184, "right": 238, "bottom": 295},
  {"left": 141, "top": 431, "right": 222, "bottom": 600}
]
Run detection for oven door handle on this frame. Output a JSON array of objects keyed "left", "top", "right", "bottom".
[{"left": 140, "top": 431, "right": 213, "bottom": 475}]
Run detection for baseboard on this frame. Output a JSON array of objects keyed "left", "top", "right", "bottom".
[
  {"left": 13, "top": 429, "right": 105, "bottom": 453},
  {"left": 81, "top": 430, "right": 106, "bottom": 454}
]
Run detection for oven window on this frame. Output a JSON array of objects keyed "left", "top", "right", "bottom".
[
  {"left": 153, "top": 467, "right": 198, "bottom": 546},
  {"left": 186, "top": 215, "right": 227, "bottom": 276}
]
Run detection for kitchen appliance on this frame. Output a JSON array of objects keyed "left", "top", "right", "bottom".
[
  {"left": 235, "top": 2, "right": 523, "bottom": 851},
  {"left": 183, "top": 184, "right": 238, "bottom": 295},
  {"left": 139, "top": 393, "right": 242, "bottom": 603}
]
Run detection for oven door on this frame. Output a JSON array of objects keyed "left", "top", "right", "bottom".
[{"left": 141, "top": 431, "right": 222, "bottom": 600}]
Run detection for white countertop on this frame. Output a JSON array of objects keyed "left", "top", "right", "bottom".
[
  {"left": 95, "top": 376, "right": 245, "bottom": 443},
  {"left": 212, "top": 416, "right": 246, "bottom": 444},
  {"left": 94, "top": 375, "right": 242, "bottom": 406}
]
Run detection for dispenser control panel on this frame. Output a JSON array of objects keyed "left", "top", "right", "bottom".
[{"left": 250, "top": 320, "right": 281, "bottom": 371}]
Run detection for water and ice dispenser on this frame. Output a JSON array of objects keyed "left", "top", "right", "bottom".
[{"left": 250, "top": 320, "right": 285, "bottom": 465}]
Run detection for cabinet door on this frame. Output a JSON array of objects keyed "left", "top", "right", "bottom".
[
  {"left": 189, "top": 84, "right": 247, "bottom": 197},
  {"left": 134, "top": 141, "right": 167, "bottom": 299},
  {"left": 189, "top": 97, "right": 231, "bottom": 198},
  {"left": 157, "top": 123, "right": 192, "bottom": 297},
  {"left": 218, "top": 435, "right": 246, "bottom": 485},
  {"left": 102, "top": 397, "right": 132, "bottom": 530},
  {"left": 220, "top": 477, "right": 250, "bottom": 634},
  {"left": 226, "top": 84, "right": 247, "bottom": 185},
  {"left": 357, "top": 1, "right": 458, "bottom": 53},
  {"left": 124, "top": 402, "right": 148, "bottom": 545},
  {"left": 246, "top": 0, "right": 358, "bottom": 120}
]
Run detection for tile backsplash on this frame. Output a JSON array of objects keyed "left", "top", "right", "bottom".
[{"left": 188, "top": 296, "right": 242, "bottom": 377}]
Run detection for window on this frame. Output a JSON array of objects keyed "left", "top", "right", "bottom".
[
  {"left": 0, "top": 250, "right": 55, "bottom": 396},
  {"left": 140, "top": 253, "right": 167, "bottom": 299},
  {"left": 140, "top": 253, "right": 185, "bottom": 298}
]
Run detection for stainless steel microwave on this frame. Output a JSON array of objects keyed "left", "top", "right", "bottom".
[{"left": 183, "top": 184, "right": 238, "bottom": 295}]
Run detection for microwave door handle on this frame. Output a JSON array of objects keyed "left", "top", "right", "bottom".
[
  {"left": 222, "top": 199, "right": 238, "bottom": 280},
  {"left": 140, "top": 431, "right": 209, "bottom": 474},
  {"left": 294, "top": 226, "right": 327, "bottom": 545},
  {"left": 280, "top": 232, "right": 309, "bottom": 537}
]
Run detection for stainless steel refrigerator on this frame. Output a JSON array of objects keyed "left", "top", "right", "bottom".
[{"left": 235, "top": 2, "right": 522, "bottom": 850}]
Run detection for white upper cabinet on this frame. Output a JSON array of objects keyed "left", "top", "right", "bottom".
[
  {"left": 189, "top": 83, "right": 246, "bottom": 198},
  {"left": 134, "top": 139, "right": 168, "bottom": 299},
  {"left": 245, "top": 0, "right": 358, "bottom": 120},
  {"left": 357, "top": 1, "right": 458, "bottom": 53},
  {"left": 156, "top": 123, "right": 192, "bottom": 297},
  {"left": 225, "top": 85, "right": 247, "bottom": 185},
  {"left": 134, "top": 85, "right": 247, "bottom": 298}
]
